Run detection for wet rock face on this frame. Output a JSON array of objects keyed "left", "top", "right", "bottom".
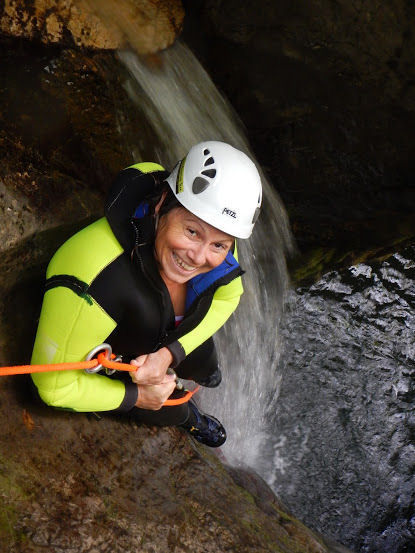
[
  {"left": 267, "top": 246, "right": 415, "bottom": 552},
  {"left": 183, "top": 0, "right": 415, "bottom": 278},
  {"left": 0, "top": 39, "right": 136, "bottom": 365},
  {"left": 0, "top": 377, "right": 335, "bottom": 553},
  {"left": 0, "top": 0, "right": 184, "bottom": 53},
  {"left": 181, "top": 5, "right": 415, "bottom": 550}
]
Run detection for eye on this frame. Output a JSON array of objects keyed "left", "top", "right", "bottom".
[
  {"left": 214, "top": 242, "right": 227, "bottom": 251},
  {"left": 187, "top": 227, "right": 197, "bottom": 237}
]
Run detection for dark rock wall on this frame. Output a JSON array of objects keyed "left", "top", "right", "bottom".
[
  {"left": 0, "top": 39, "right": 131, "bottom": 365},
  {"left": 182, "top": 0, "right": 415, "bottom": 282},
  {"left": 181, "top": 2, "right": 415, "bottom": 551}
]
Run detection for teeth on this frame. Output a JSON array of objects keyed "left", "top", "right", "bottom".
[{"left": 173, "top": 252, "right": 196, "bottom": 271}]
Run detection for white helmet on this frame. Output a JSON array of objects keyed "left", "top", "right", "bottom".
[{"left": 166, "top": 141, "right": 262, "bottom": 239}]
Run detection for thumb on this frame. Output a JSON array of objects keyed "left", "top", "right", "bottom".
[
  {"left": 163, "top": 372, "right": 177, "bottom": 383},
  {"left": 130, "top": 354, "right": 148, "bottom": 370}
]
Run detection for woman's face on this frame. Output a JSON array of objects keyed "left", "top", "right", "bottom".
[{"left": 154, "top": 206, "right": 234, "bottom": 285}]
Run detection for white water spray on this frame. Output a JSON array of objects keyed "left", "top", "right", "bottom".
[{"left": 116, "top": 42, "right": 294, "bottom": 469}]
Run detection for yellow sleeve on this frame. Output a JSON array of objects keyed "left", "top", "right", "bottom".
[
  {"left": 178, "top": 274, "right": 243, "bottom": 356},
  {"left": 31, "top": 218, "right": 133, "bottom": 413},
  {"left": 31, "top": 285, "right": 127, "bottom": 413},
  {"left": 32, "top": 370, "right": 127, "bottom": 413}
]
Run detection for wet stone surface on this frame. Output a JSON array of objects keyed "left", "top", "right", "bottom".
[
  {"left": 267, "top": 244, "right": 415, "bottom": 553},
  {"left": 0, "top": 377, "right": 338, "bottom": 553}
]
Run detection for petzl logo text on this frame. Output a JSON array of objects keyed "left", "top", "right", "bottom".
[{"left": 222, "top": 207, "right": 236, "bottom": 218}]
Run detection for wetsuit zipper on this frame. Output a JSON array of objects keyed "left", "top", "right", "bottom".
[{"left": 131, "top": 217, "right": 171, "bottom": 351}]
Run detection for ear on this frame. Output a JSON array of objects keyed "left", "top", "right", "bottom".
[{"left": 154, "top": 190, "right": 168, "bottom": 215}]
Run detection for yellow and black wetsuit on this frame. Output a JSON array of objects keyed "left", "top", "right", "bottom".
[{"left": 31, "top": 163, "right": 243, "bottom": 424}]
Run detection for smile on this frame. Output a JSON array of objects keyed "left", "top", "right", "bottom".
[{"left": 172, "top": 252, "right": 197, "bottom": 272}]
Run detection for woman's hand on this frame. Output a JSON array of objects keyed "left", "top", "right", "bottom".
[
  {"left": 129, "top": 347, "right": 174, "bottom": 385},
  {"left": 134, "top": 375, "right": 177, "bottom": 410},
  {"left": 130, "top": 348, "right": 177, "bottom": 410}
]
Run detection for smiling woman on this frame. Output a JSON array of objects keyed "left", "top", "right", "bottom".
[
  {"left": 155, "top": 209, "right": 234, "bottom": 283},
  {"left": 154, "top": 207, "right": 234, "bottom": 316},
  {"left": 30, "top": 141, "right": 262, "bottom": 447}
]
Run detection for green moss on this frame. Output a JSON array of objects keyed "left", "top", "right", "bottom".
[
  {"left": 0, "top": 482, "right": 29, "bottom": 546},
  {"left": 290, "top": 231, "right": 415, "bottom": 287},
  {"left": 0, "top": 503, "right": 17, "bottom": 541},
  {"left": 290, "top": 247, "right": 338, "bottom": 285}
]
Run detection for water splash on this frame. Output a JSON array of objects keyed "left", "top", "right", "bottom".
[{"left": 116, "top": 42, "right": 294, "bottom": 467}]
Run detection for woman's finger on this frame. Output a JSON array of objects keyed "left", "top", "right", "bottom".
[
  {"left": 129, "top": 349, "right": 174, "bottom": 385},
  {"left": 130, "top": 354, "right": 148, "bottom": 368}
]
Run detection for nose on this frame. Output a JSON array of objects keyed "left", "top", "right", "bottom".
[{"left": 187, "top": 243, "right": 208, "bottom": 266}]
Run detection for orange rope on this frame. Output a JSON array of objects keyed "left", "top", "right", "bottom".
[
  {"left": 164, "top": 387, "right": 200, "bottom": 406},
  {"left": 0, "top": 359, "right": 99, "bottom": 376},
  {"left": 0, "top": 352, "right": 199, "bottom": 406}
]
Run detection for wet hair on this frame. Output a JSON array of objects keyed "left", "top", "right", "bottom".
[
  {"left": 158, "top": 185, "right": 182, "bottom": 217},
  {"left": 144, "top": 179, "right": 182, "bottom": 217}
]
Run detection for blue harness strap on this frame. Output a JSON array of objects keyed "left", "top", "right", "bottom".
[
  {"left": 133, "top": 202, "right": 149, "bottom": 218},
  {"left": 185, "top": 251, "right": 240, "bottom": 310}
]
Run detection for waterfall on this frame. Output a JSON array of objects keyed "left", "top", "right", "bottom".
[{"left": 115, "top": 42, "right": 294, "bottom": 468}]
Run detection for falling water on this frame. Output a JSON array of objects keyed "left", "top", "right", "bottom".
[{"left": 115, "top": 42, "right": 294, "bottom": 468}]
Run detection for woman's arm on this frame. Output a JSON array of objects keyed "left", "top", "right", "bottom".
[
  {"left": 179, "top": 276, "right": 242, "bottom": 356},
  {"left": 32, "top": 369, "right": 135, "bottom": 412},
  {"left": 167, "top": 273, "right": 243, "bottom": 366}
]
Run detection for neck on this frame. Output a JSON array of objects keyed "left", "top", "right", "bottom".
[{"left": 160, "top": 272, "right": 187, "bottom": 316}]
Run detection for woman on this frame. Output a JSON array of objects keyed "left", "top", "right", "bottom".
[{"left": 31, "top": 141, "right": 262, "bottom": 447}]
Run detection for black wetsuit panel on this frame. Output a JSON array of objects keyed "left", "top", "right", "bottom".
[{"left": 88, "top": 252, "right": 175, "bottom": 360}]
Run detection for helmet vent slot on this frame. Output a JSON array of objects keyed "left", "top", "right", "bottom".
[
  {"left": 203, "top": 149, "right": 210, "bottom": 155},
  {"left": 192, "top": 177, "right": 210, "bottom": 194},
  {"left": 204, "top": 157, "right": 214, "bottom": 166},
  {"left": 201, "top": 169, "right": 216, "bottom": 178}
]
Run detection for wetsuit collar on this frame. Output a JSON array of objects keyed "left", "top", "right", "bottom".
[{"left": 185, "top": 251, "right": 240, "bottom": 310}]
